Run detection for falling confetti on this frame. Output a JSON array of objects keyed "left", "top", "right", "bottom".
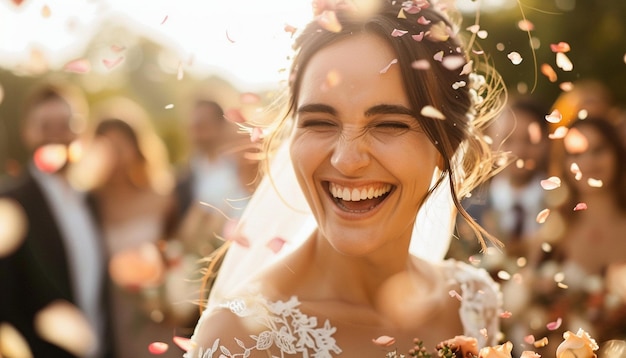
[
  {"left": 411, "top": 59, "right": 430, "bottom": 70},
  {"left": 545, "top": 109, "right": 563, "bottom": 123},
  {"left": 433, "top": 51, "right": 444, "bottom": 62},
  {"left": 541, "top": 64, "right": 558, "bottom": 82},
  {"left": 573, "top": 202, "right": 588, "bottom": 211},
  {"left": 587, "top": 178, "right": 603, "bottom": 188},
  {"left": 548, "top": 126, "right": 568, "bottom": 139},
  {"left": 524, "top": 335, "right": 536, "bottom": 344},
  {"left": 34, "top": 301, "right": 96, "bottom": 356},
  {"left": 412, "top": 31, "right": 425, "bottom": 41},
  {"left": 500, "top": 311, "right": 513, "bottom": 319},
  {"left": 110, "top": 44, "right": 126, "bottom": 53},
  {"left": 550, "top": 42, "right": 571, "bottom": 53},
  {"left": 0, "top": 199, "right": 26, "bottom": 257},
  {"left": 540, "top": 176, "right": 562, "bottom": 190},
  {"left": 420, "top": 105, "right": 445, "bottom": 120},
  {"left": 517, "top": 19, "right": 534, "bottom": 31},
  {"left": 556, "top": 52, "right": 573, "bottom": 72},
  {"left": 521, "top": 351, "right": 541, "bottom": 358},
  {"left": 316, "top": 10, "right": 342, "bottom": 33},
  {"left": 173, "top": 336, "right": 195, "bottom": 352},
  {"left": 391, "top": 29, "right": 408, "bottom": 37},
  {"left": 148, "top": 342, "right": 169, "bottom": 355},
  {"left": 560, "top": 81, "right": 574, "bottom": 91},
  {"left": 570, "top": 163, "right": 582, "bottom": 180},
  {"left": 284, "top": 24, "right": 297, "bottom": 36},
  {"left": 460, "top": 60, "right": 474, "bottom": 75},
  {"left": 379, "top": 58, "right": 398, "bottom": 74},
  {"left": 546, "top": 318, "right": 563, "bottom": 331},
  {"left": 266, "top": 237, "right": 286, "bottom": 253},
  {"left": 477, "top": 30, "right": 488, "bottom": 39},
  {"left": 442, "top": 55, "right": 465, "bottom": 70},
  {"left": 497, "top": 270, "right": 511, "bottom": 281},
  {"left": 160, "top": 15, "right": 168, "bottom": 25},
  {"left": 63, "top": 59, "right": 91, "bottom": 74},
  {"left": 507, "top": 52, "right": 523, "bottom": 65},
  {"left": 41, "top": 5, "right": 51, "bottom": 18},
  {"left": 427, "top": 22, "right": 450, "bottom": 42},
  {"left": 536, "top": 209, "right": 550, "bottom": 224},
  {"left": 452, "top": 81, "right": 466, "bottom": 89},
  {"left": 34, "top": 144, "right": 68, "bottom": 173},
  {"left": 417, "top": 16, "right": 431, "bottom": 25},
  {"left": 0, "top": 323, "right": 32, "bottom": 358},
  {"left": 102, "top": 56, "right": 124, "bottom": 70},
  {"left": 466, "top": 24, "right": 480, "bottom": 34},
  {"left": 372, "top": 336, "right": 396, "bottom": 347},
  {"left": 164, "top": 104, "right": 174, "bottom": 109},
  {"left": 448, "top": 289, "right": 463, "bottom": 301},
  {"left": 533, "top": 337, "right": 549, "bottom": 348},
  {"left": 225, "top": 30, "right": 236, "bottom": 43}
]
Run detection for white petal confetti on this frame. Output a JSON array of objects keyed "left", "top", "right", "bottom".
[
  {"left": 545, "top": 109, "right": 563, "bottom": 123},
  {"left": 587, "top": 178, "right": 603, "bottom": 188},
  {"left": 556, "top": 52, "right": 573, "bottom": 71},
  {"left": 536, "top": 209, "right": 550, "bottom": 224},
  {"left": 379, "top": 58, "right": 398, "bottom": 74},
  {"left": 442, "top": 55, "right": 465, "bottom": 70},
  {"left": 540, "top": 176, "right": 562, "bottom": 190},
  {"left": 420, "top": 105, "right": 446, "bottom": 120},
  {"left": 507, "top": 52, "right": 523, "bottom": 65},
  {"left": 411, "top": 59, "right": 430, "bottom": 70}
]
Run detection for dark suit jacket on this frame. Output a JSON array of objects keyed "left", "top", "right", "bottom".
[{"left": 0, "top": 172, "right": 113, "bottom": 357}]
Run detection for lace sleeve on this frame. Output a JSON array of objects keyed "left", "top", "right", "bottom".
[
  {"left": 184, "top": 295, "right": 342, "bottom": 358},
  {"left": 443, "top": 259, "right": 503, "bottom": 348}
]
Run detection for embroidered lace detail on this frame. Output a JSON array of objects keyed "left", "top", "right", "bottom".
[{"left": 185, "top": 296, "right": 342, "bottom": 358}]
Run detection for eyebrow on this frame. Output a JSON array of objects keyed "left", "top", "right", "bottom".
[{"left": 296, "top": 103, "right": 414, "bottom": 117}]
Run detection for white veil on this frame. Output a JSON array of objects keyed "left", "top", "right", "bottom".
[{"left": 208, "top": 138, "right": 455, "bottom": 307}]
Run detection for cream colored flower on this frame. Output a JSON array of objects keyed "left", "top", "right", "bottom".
[
  {"left": 437, "top": 335, "right": 479, "bottom": 356},
  {"left": 478, "top": 341, "right": 513, "bottom": 358},
  {"left": 556, "top": 329, "right": 598, "bottom": 358}
]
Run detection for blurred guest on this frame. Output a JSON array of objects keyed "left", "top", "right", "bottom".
[
  {"left": 174, "top": 99, "right": 255, "bottom": 257},
  {"left": 521, "top": 117, "right": 626, "bottom": 353},
  {"left": 0, "top": 81, "right": 112, "bottom": 357},
  {"left": 451, "top": 96, "right": 551, "bottom": 262},
  {"left": 84, "top": 97, "right": 196, "bottom": 358}
]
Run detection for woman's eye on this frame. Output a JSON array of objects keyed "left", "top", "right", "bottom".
[
  {"left": 299, "top": 119, "right": 337, "bottom": 129},
  {"left": 371, "top": 121, "right": 412, "bottom": 135}
]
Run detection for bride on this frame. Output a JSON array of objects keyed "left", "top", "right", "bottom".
[{"left": 186, "top": 0, "right": 506, "bottom": 356}]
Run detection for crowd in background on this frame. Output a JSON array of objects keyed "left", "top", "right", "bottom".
[
  {"left": 0, "top": 79, "right": 258, "bottom": 357},
  {"left": 0, "top": 75, "right": 625, "bottom": 357},
  {"left": 449, "top": 79, "right": 626, "bottom": 355}
]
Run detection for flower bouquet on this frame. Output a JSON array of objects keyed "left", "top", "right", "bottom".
[{"left": 375, "top": 327, "right": 625, "bottom": 358}]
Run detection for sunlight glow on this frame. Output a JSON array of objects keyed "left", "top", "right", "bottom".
[{"left": 0, "top": 0, "right": 313, "bottom": 89}]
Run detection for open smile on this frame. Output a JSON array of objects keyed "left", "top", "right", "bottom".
[{"left": 326, "top": 181, "right": 394, "bottom": 213}]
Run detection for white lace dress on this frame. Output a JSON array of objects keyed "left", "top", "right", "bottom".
[{"left": 184, "top": 259, "right": 502, "bottom": 358}]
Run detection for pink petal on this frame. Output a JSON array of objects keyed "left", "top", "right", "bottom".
[
  {"left": 448, "top": 289, "right": 463, "bottom": 301},
  {"left": 148, "top": 342, "right": 169, "bottom": 355},
  {"left": 110, "top": 44, "right": 126, "bottom": 52},
  {"left": 545, "top": 109, "right": 563, "bottom": 124},
  {"left": 524, "top": 335, "right": 536, "bottom": 344},
  {"left": 372, "top": 335, "right": 396, "bottom": 347},
  {"left": 172, "top": 336, "right": 195, "bottom": 352},
  {"left": 546, "top": 317, "right": 562, "bottom": 331},
  {"left": 499, "top": 311, "right": 513, "bottom": 319},
  {"left": 266, "top": 237, "right": 287, "bottom": 254},
  {"left": 573, "top": 202, "right": 588, "bottom": 211},
  {"left": 379, "top": 58, "right": 398, "bottom": 74},
  {"left": 536, "top": 209, "right": 550, "bottom": 224},
  {"left": 411, "top": 31, "right": 425, "bottom": 41},
  {"left": 250, "top": 127, "right": 263, "bottom": 143},
  {"left": 102, "top": 56, "right": 124, "bottom": 70},
  {"left": 550, "top": 42, "right": 571, "bottom": 53},
  {"left": 284, "top": 24, "right": 297, "bottom": 35},
  {"left": 417, "top": 16, "right": 431, "bottom": 25},
  {"left": 433, "top": 51, "right": 444, "bottom": 62},
  {"left": 160, "top": 15, "right": 168, "bottom": 25},
  {"left": 64, "top": 59, "right": 91, "bottom": 74},
  {"left": 224, "top": 108, "right": 247, "bottom": 123},
  {"left": 391, "top": 29, "right": 408, "bottom": 37},
  {"left": 507, "top": 52, "right": 523, "bottom": 65},
  {"left": 540, "top": 176, "right": 562, "bottom": 190},
  {"left": 570, "top": 162, "right": 582, "bottom": 180},
  {"left": 240, "top": 92, "right": 260, "bottom": 104},
  {"left": 316, "top": 10, "right": 342, "bottom": 33},
  {"left": 517, "top": 19, "right": 534, "bottom": 31},
  {"left": 411, "top": 59, "right": 430, "bottom": 70},
  {"left": 225, "top": 30, "right": 236, "bottom": 43}
]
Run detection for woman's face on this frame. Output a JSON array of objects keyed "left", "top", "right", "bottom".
[
  {"left": 564, "top": 124, "right": 617, "bottom": 192},
  {"left": 290, "top": 34, "right": 440, "bottom": 256}
]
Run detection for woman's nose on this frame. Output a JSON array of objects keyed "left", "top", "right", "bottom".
[{"left": 330, "top": 134, "right": 371, "bottom": 175}]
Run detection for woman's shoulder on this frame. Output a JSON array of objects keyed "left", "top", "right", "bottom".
[{"left": 187, "top": 295, "right": 342, "bottom": 358}]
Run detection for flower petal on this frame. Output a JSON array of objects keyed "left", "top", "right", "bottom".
[
  {"left": 545, "top": 109, "right": 563, "bottom": 124},
  {"left": 540, "top": 176, "right": 562, "bottom": 190},
  {"left": 536, "top": 209, "right": 550, "bottom": 224},
  {"left": 420, "top": 105, "right": 446, "bottom": 120},
  {"left": 507, "top": 52, "right": 523, "bottom": 65},
  {"left": 573, "top": 202, "right": 588, "bottom": 211},
  {"left": 372, "top": 335, "right": 396, "bottom": 347},
  {"left": 148, "top": 342, "right": 169, "bottom": 355},
  {"left": 546, "top": 317, "right": 562, "bottom": 331}
]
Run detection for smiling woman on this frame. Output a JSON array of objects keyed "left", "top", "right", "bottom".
[{"left": 184, "top": 0, "right": 507, "bottom": 357}]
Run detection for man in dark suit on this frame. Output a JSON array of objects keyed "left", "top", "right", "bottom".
[{"left": 0, "top": 81, "right": 112, "bottom": 357}]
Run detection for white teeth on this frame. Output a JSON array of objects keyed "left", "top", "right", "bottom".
[{"left": 329, "top": 183, "right": 391, "bottom": 202}]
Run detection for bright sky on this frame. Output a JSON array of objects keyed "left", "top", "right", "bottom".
[{"left": 0, "top": 0, "right": 510, "bottom": 90}]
